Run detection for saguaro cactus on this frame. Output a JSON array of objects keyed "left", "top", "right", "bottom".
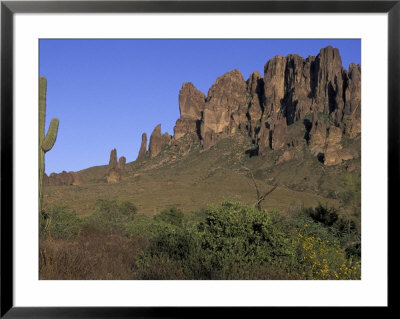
[{"left": 39, "top": 76, "right": 59, "bottom": 212}]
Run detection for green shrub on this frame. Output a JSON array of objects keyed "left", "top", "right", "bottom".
[
  {"left": 153, "top": 207, "right": 184, "bottom": 227},
  {"left": 85, "top": 198, "right": 137, "bottom": 234},
  {"left": 40, "top": 205, "right": 82, "bottom": 240},
  {"left": 305, "top": 203, "right": 339, "bottom": 227},
  {"left": 136, "top": 201, "right": 297, "bottom": 279},
  {"left": 196, "top": 201, "right": 296, "bottom": 278},
  {"left": 125, "top": 215, "right": 161, "bottom": 240}
]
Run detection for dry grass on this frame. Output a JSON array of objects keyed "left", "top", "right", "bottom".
[
  {"left": 39, "top": 225, "right": 148, "bottom": 280},
  {"left": 43, "top": 132, "right": 349, "bottom": 217}
]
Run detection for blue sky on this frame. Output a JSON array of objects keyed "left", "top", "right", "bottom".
[{"left": 39, "top": 39, "right": 361, "bottom": 174}]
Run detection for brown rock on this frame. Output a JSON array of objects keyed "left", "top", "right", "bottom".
[
  {"left": 173, "top": 83, "right": 205, "bottom": 140},
  {"left": 324, "top": 145, "right": 357, "bottom": 166},
  {"left": 247, "top": 71, "right": 264, "bottom": 140},
  {"left": 131, "top": 46, "right": 360, "bottom": 164},
  {"left": 106, "top": 149, "right": 122, "bottom": 183},
  {"left": 137, "top": 133, "right": 147, "bottom": 160},
  {"left": 43, "top": 173, "right": 49, "bottom": 186},
  {"left": 308, "top": 112, "right": 327, "bottom": 147},
  {"left": 280, "top": 54, "right": 314, "bottom": 124},
  {"left": 149, "top": 124, "right": 162, "bottom": 158},
  {"left": 264, "top": 56, "right": 286, "bottom": 116},
  {"left": 201, "top": 130, "right": 217, "bottom": 150},
  {"left": 201, "top": 69, "right": 248, "bottom": 148},
  {"left": 71, "top": 172, "right": 83, "bottom": 186},
  {"left": 109, "top": 148, "right": 117, "bottom": 169},
  {"left": 341, "top": 63, "right": 361, "bottom": 138},
  {"left": 313, "top": 46, "right": 346, "bottom": 115},
  {"left": 174, "top": 118, "right": 198, "bottom": 140},
  {"left": 277, "top": 150, "right": 293, "bottom": 164},
  {"left": 326, "top": 125, "right": 342, "bottom": 145},
  {"left": 47, "top": 171, "right": 75, "bottom": 186},
  {"left": 106, "top": 169, "right": 121, "bottom": 184},
  {"left": 179, "top": 82, "right": 206, "bottom": 120},
  {"left": 118, "top": 156, "right": 126, "bottom": 170},
  {"left": 162, "top": 132, "right": 172, "bottom": 147},
  {"left": 258, "top": 46, "right": 357, "bottom": 153},
  {"left": 324, "top": 145, "right": 342, "bottom": 166},
  {"left": 257, "top": 121, "right": 270, "bottom": 154},
  {"left": 269, "top": 115, "right": 288, "bottom": 150}
]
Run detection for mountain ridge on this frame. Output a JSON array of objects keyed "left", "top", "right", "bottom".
[{"left": 43, "top": 45, "right": 361, "bottom": 216}]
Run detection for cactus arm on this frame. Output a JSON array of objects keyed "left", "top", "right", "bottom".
[
  {"left": 41, "top": 118, "right": 59, "bottom": 152},
  {"left": 38, "top": 76, "right": 59, "bottom": 213},
  {"left": 39, "top": 76, "right": 47, "bottom": 142}
]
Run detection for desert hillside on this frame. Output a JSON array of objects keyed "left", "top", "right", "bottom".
[{"left": 43, "top": 45, "right": 360, "bottom": 217}]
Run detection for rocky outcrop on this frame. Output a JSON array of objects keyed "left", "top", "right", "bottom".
[
  {"left": 117, "top": 156, "right": 126, "bottom": 170},
  {"left": 106, "top": 169, "right": 121, "bottom": 184},
  {"left": 45, "top": 171, "right": 75, "bottom": 186},
  {"left": 135, "top": 45, "right": 360, "bottom": 166},
  {"left": 340, "top": 63, "right": 361, "bottom": 138},
  {"left": 247, "top": 71, "right": 264, "bottom": 141},
  {"left": 324, "top": 145, "right": 357, "bottom": 166},
  {"left": 109, "top": 148, "right": 117, "bottom": 169},
  {"left": 106, "top": 148, "right": 121, "bottom": 183},
  {"left": 71, "top": 172, "right": 83, "bottom": 186},
  {"left": 174, "top": 83, "right": 205, "bottom": 140},
  {"left": 137, "top": 133, "right": 148, "bottom": 160},
  {"left": 179, "top": 82, "right": 205, "bottom": 120},
  {"left": 162, "top": 132, "right": 172, "bottom": 147},
  {"left": 174, "top": 118, "right": 199, "bottom": 140},
  {"left": 201, "top": 69, "right": 248, "bottom": 149},
  {"left": 149, "top": 124, "right": 162, "bottom": 158},
  {"left": 308, "top": 112, "right": 327, "bottom": 150}
]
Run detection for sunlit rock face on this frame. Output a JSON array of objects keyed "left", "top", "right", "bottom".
[{"left": 136, "top": 46, "right": 361, "bottom": 166}]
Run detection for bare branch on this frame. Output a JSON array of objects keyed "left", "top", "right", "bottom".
[
  {"left": 241, "top": 165, "right": 277, "bottom": 211},
  {"left": 241, "top": 165, "right": 260, "bottom": 199},
  {"left": 254, "top": 185, "right": 278, "bottom": 209}
]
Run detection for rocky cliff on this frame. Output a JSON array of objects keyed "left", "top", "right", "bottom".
[{"left": 137, "top": 45, "right": 361, "bottom": 166}]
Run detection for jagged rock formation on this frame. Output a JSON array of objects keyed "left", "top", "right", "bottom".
[
  {"left": 201, "top": 69, "right": 249, "bottom": 150},
  {"left": 137, "top": 128, "right": 172, "bottom": 160},
  {"left": 109, "top": 148, "right": 118, "bottom": 169},
  {"left": 137, "top": 46, "right": 360, "bottom": 166},
  {"left": 106, "top": 148, "right": 121, "bottom": 183},
  {"left": 247, "top": 71, "right": 264, "bottom": 141},
  {"left": 43, "top": 171, "right": 83, "bottom": 186},
  {"left": 149, "top": 124, "right": 162, "bottom": 158},
  {"left": 137, "top": 133, "right": 148, "bottom": 160},
  {"left": 44, "top": 171, "right": 75, "bottom": 186},
  {"left": 173, "top": 83, "right": 205, "bottom": 140},
  {"left": 162, "top": 132, "right": 172, "bottom": 147},
  {"left": 118, "top": 156, "right": 126, "bottom": 170}
]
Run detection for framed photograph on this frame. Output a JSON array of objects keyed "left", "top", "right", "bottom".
[{"left": 1, "top": 0, "right": 396, "bottom": 316}]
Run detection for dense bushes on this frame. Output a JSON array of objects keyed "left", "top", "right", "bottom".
[
  {"left": 134, "top": 201, "right": 359, "bottom": 280},
  {"left": 85, "top": 198, "right": 137, "bottom": 234},
  {"left": 39, "top": 199, "right": 361, "bottom": 280},
  {"left": 194, "top": 202, "right": 296, "bottom": 279},
  {"left": 40, "top": 205, "right": 82, "bottom": 240},
  {"left": 153, "top": 207, "right": 184, "bottom": 226}
]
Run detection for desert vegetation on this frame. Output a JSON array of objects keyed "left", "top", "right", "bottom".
[
  {"left": 39, "top": 45, "right": 361, "bottom": 280},
  {"left": 39, "top": 198, "right": 360, "bottom": 280}
]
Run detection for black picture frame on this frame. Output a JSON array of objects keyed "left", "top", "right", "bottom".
[{"left": 1, "top": 0, "right": 396, "bottom": 317}]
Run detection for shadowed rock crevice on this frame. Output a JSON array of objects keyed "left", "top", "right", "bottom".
[{"left": 303, "top": 119, "right": 312, "bottom": 144}]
